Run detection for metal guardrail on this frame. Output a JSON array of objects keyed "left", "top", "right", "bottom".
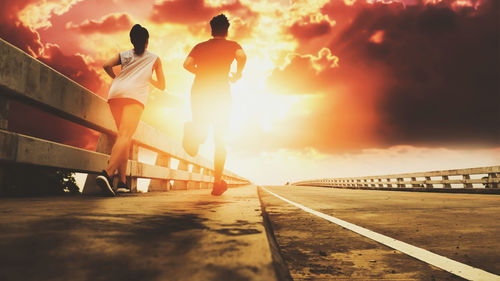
[
  {"left": 0, "top": 37, "right": 250, "bottom": 194},
  {"left": 293, "top": 166, "right": 500, "bottom": 190}
]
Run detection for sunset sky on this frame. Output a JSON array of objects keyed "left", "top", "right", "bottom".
[{"left": 1, "top": 0, "right": 499, "bottom": 185}]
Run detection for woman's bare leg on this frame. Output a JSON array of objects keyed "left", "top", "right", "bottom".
[{"left": 105, "top": 100, "right": 143, "bottom": 182}]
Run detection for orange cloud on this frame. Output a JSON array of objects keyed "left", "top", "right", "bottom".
[
  {"left": 289, "top": 14, "right": 335, "bottom": 40},
  {"left": 368, "top": 29, "right": 384, "bottom": 43},
  {"left": 150, "top": 0, "right": 255, "bottom": 24},
  {"left": 66, "top": 13, "right": 134, "bottom": 34}
]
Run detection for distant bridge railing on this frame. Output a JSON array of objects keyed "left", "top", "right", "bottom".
[
  {"left": 0, "top": 38, "right": 250, "bottom": 194},
  {"left": 293, "top": 166, "right": 500, "bottom": 191}
]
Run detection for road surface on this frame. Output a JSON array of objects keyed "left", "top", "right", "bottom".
[{"left": 259, "top": 185, "right": 500, "bottom": 280}]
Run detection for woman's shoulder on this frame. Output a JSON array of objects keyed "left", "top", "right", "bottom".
[
  {"left": 145, "top": 50, "right": 158, "bottom": 59},
  {"left": 120, "top": 49, "right": 135, "bottom": 65},
  {"left": 120, "top": 49, "right": 134, "bottom": 56}
]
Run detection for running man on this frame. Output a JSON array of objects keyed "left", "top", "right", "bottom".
[{"left": 183, "top": 14, "right": 247, "bottom": 196}]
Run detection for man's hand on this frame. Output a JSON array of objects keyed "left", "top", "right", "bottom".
[
  {"left": 183, "top": 56, "right": 197, "bottom": 75},
  {"left": 229, "top": 72, "right": 242, "bottom": 83},
  {"left": 231, "top": 49, "right": 246, "bottom": 83}
]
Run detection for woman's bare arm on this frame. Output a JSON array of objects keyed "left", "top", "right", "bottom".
[
  {"left": 103, "top": 54, "right": 121, "bottom": 79},
  {"left": 150, "top": 57, "right": 165, "bottom": 91}
]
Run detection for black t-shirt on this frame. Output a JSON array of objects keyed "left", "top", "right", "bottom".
[{"left": 188, "top": 38, "right": 242, "bottom": 86}]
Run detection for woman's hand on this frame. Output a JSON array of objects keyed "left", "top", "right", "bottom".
[
  {"left": 151, "top": 57, "right": 166, "bottom": 91},
  {"left": 150, "top": 77, "right": 164, "bottom": 91},
  {"left": 103, "top": 53, "right": 120, "bottom": 79}
]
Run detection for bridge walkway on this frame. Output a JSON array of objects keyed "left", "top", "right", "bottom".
[{"left": 0, "top": 185, "right": 285, "bottom": 281}]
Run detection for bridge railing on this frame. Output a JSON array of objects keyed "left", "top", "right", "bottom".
[
  {"left": 293, "top": 166, "right": 500, "bottom": 190},
  {"left": 0, "top": 38, "right": 250, "bottom": 194}
]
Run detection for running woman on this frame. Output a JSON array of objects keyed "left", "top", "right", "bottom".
[{"left": 96, "top": 24, "right": 165, "bottom": 196}]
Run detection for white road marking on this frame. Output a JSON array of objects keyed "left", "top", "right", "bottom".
[{"left": 261, "top": 186, "right": 500, "bottom": 281}]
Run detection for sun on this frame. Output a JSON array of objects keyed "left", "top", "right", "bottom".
[{"left": 228, "top": 64, "right": 301, "bottom": 138}]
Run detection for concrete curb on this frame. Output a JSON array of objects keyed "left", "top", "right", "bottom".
[{"left": 257, "top": 186, "right": 294, "bottom": 281}]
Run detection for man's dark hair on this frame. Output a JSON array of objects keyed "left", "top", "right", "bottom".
[
  {"left": 210, "top": 14, "right": 230, "bottom": 37},
  {"left": 130, "top": 24, "right": 149, "bottom": 55}
]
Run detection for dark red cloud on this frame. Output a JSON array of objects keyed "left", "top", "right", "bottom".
[
  {"left": 288, "top": 17, "right": 334, "bottom": 40},
  {"left": 0, "top": 0, "right": 104, "bottom": 95},
  {"left": 150, "top": 0, "right": 256, "bottom": 24},
  {"left": 328, "top": 0, "right": 500, "bottom": 147},
  {"left": 267, "top": 0, "right": 499, "bottom": 152},
  {"left": 66, "top": 13, "right": 134, "bottom": 34},
  {"left": 38, "top": 44, "right": 103, "bottom": 94},
  {"left": 0, "top": 0, "right": 43, "bottom": 56}
]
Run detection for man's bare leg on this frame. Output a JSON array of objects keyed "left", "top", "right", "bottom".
[
  {"left": 214, "top": 141, "right": 226, "bottom": 184},
  {"left": 212, "top": 132, "right": 228, "bottom": 196}
]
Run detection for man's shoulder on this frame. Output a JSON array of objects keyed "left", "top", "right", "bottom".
[
  {"left": 225, "top": 39, "right": 242, "bottom": 48},
  {"left": 198, "top": 39, "right": 241, "bottom": 47}
]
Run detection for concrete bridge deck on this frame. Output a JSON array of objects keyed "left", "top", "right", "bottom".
[
  {"left": 0, "top": 185, "right": 284, "bottom": 281},
  {"left": 259, "top": 185, "right": 500, "bottom": 281},
  {"left": 2, "top": 184, "right": 500, "bottom": 281}
]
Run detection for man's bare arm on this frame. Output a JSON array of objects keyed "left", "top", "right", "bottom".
[
  {"left": 183, "top": 56, "right": 197, "bottom": 74},
  {"left": 230, "top": 49, "right": 247, "bottom": 82},
  {"left": 103, "top": 54, "right": 120, "bottom": 79}
]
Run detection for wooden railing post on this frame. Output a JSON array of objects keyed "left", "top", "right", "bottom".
[
  {"left": 397, "top": 178, "right": 404, "bottom": 188},
  {"left": 188, "top": 165, "right": 201, "bottom": 189},
  {"left": 127, "top": 143, "right": 139, "bottom": 192},
  {"left": 462, "top": 174, "right": 473, "bottom": 188},
  {"left": 173, "top": 160, "right": 189, "bottom": 190},
  {"left": 425, "top": 176, "right": 433, "bottom": 188},
  {"left": 149, "top": 153, "right": 171, "bottom": 192},
  {"left": 442, "top": 175, "right": 451, "bottom": 188},
  {"left": 83, "top": 133, "right": 115, "bottom": 195},
  {"left": 0, "top": 96, "right": 8, "bottom": 130},
  {"left": 0, "top": 96, "right": 9, "bottom": 194},
  {"left": 411, "top": 177, "right": 418, "bottom": 187},
  {"left": 487, "top": 173, "right": 498, "bottom": 188},
  {"left": 201, "top": 168, "right": 210, "bottom": 189},
  {"left": 208, "top": 170, "right": 214, "bottom": 190},
  {"left": 386, "top": 178, "right": 392, "bottom": 188}
]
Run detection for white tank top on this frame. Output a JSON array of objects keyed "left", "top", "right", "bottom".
[{"left": 107, "top": 49, "right": 158, "bottom": 106}]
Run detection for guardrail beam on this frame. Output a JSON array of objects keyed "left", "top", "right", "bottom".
[{"left": 293, "top": 166, "right": 500, "bottom": 191}]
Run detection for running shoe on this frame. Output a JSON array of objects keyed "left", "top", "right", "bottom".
[
  {"left": 211, "top": 180, "right": 228, "bottom": 196},
  {"left": 116, "top": 181, "right": 130, "bottom": 193},
  {"left": 96, "top": 170, "right": 116, "bottom": 196}
]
